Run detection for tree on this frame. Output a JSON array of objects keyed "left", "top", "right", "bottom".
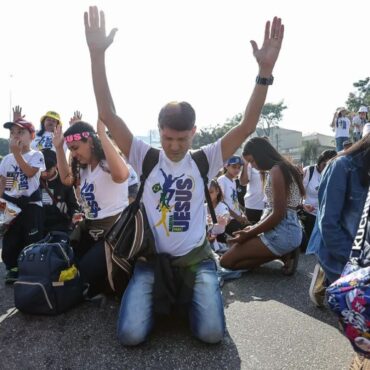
[
  {"left": 301, "top": 139, "right": 320, "bottom": 166},
  {"left": 346, "top": 77, "right": 370, "bottom": 112},
  {"left": 0, "top": 138, "right": 8, "bottom": 157},
  {"left": 257, "top": 101, "right": 287, "bottom": 137},
  {"left": 192, "top": 113, "right": 242, "bottom": 149}
]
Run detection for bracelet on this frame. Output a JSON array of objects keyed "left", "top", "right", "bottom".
[{"left": 256, "top": 75, "right": 274, "bottom": 85}]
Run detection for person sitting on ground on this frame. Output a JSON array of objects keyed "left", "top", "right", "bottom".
[
  {"left": 53, "top": 119, "right": 129, "bottom": 297},
  {"left": 307, "top": 135, "right": 370, "bottom": 307},
  {"left": 207, "top": 179, "right": 231, "bottom": 251},
  {"left": 31, "top": 110, "right": 63, "bottom": 152},
  {"left": 0, "top": 119, "right": 45, "bottom": 284},
  {"left": 217, "top": 156, "right": 249, "bottom": 235},
  {"left": 220, "top": 137, "right": 304, "bottom": 275},
  {"left": 84, "top": 6, "right": 284, "bottom": 345},
  {"left": 239, "top": 158, "right": 266, "bottom": 224},
  {"left": 299, "top": 149, "right": 337, "bottom": 252},
  {"left": 40, "top": 148, "right": 80, "bottom": 235}
]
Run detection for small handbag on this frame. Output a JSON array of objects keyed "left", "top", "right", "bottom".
[{"left": 327, "top": 186, "right": 370, "bottom": 357}]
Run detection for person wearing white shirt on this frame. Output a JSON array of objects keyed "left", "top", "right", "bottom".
[
  {"left": 0, "top": 119, "right": 45, "bottom": 284},
  {"left": 331, "top": 107, "right": 351, "bottom": 152},
  {"left": 217, "top": 156, "right": 248, "bottom": 235},
  {"left": 352, "top": 106, "right": 368, "bottom": 142},
  {"left": 300, "top": 149, "right": 337, "bottom": 252},
  {"left": 31, "top": 111, "right": 63, "bottom": 152},
  {"left": 53, "top": 119, "right": 129, "bottom": 298},
  {"left": 240, "top": 161, "right": 266, "bottom": 224},
  {"left": 84, "top": 6, "right": 284, "bottom": 345}
]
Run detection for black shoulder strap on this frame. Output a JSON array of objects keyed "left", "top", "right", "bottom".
[
  {"left": 308, "top": 165, "right": 315, "bottom": 184},
  {"left": 134, "top": 148, "right": 160, "bottom": 206},
  {"left": 190, "top": 149, "right": 217, "bottom": 224}
]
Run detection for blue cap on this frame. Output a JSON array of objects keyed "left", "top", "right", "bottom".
[{"left": 226, "top": 155, "right": 243, "bottom": 166}]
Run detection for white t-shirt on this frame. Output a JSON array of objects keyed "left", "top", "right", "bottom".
[
  {"left": 0, "top": 150, "right": 45, "bottom": 206},
  {"left": 129, "top": 137, "right": 223, "bottom": 257},
  {"left": 127, "top": 164, "right": 139, "bottom": 187},
  {"left": 217, "top": 175, "right": 242, "bottom": 217},
  {"left": 243, "top": 164, "right": 265, "bottom": 210},
  {"left": 31, "top": 131, "right": 68, "bottom": 153},
  {"left": 80, "top": 159, "right": 128, "bottom": 220},
  {"left": 302, "top": 165, "right": 321, "bottom": 216},
  {"left": 335, "top": 117, "right": 351, "bottom": 138},
  {"left": 352, "top": 115, "right": 366, "bottom": 134}
]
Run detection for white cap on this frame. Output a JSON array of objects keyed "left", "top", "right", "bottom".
[
  {"left": 358, "top": 106, "right": 368, "bottom": 113},
  {"left": 363, "top": 123, "right": 370, "bottom": 137}
]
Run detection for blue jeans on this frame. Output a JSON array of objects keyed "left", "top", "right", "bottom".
[
  {"left": 117, "top": 259, "right": 225, "bottom": 346},
  {"left": 335, "top": 136, "right": 349, "bottom": 152}
]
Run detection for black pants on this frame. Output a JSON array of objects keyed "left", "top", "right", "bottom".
[
  {"left": 2, "top": 204, "right": 44, "bottom": 270},
  {"left": 244, "top": 208, "right": 263, "bottom": 224},
  {"left": 299, "top": 211, "right": 316, "bottom": 252},
  {"left": 74, "top": 235, "right": 108, "bottom": 297}
]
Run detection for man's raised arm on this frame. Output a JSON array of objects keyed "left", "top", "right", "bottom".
[
  {"left": 221, "top": 17, "right": 284, "bottom": 161},
  {"left": 84, "top": 6, "right": 133, "bottom": 158}
]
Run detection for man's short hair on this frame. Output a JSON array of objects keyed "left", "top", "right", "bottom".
[{"left": 158, "top": 101, "right": 196, "bottom": 131}]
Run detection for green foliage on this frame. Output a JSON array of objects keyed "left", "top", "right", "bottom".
[
  {"left": 257, "top": 101, "right": 287, "bottom": 137},
  {"left": 0, "top": 138, "right": 9, "bottom": 158},
  {"left": 346, "top": 77, "right": 370, "bottom": 112},
  {"left": 192, "top": 113, "right": 242, "bottom": 149},
  {"left": 301, "top": 139, "right": 320, "bottom": 166}
]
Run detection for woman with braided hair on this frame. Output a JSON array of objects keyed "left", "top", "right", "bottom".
[{"left": 53, "top": 119, "right": 129, "bottom": 297}]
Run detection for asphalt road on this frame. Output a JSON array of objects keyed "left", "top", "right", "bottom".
[{"left": 0, "top": 250, "right": 354, "bottom": 370}]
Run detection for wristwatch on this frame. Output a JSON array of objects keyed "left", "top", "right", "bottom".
[{"left": 256, "top": 75, "right": 274, "bottom": 85}]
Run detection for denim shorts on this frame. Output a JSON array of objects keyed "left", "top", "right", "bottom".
[{"left": 259, "top": 209, "right": 302, "bottom": 256}]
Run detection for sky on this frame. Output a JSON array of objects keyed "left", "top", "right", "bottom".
[{"left": 0, "top": 0, "right": 368, "bottom": 140}]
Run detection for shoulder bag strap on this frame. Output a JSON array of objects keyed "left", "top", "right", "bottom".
[
  {"left": 190, "top": 149, "right": 217, "bottom": 224},
  {"left": 133, "top": 147, "right": 160, "bottom": 208}
]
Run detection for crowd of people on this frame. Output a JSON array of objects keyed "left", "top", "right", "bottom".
[{"left": 0, "top": 6, "right": 370, "bottom": 368}]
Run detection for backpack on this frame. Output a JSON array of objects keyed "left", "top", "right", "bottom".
[
  {"left": 14, "top": 231, "right": 84, "bottom": 315},
  {"left": 105, "top": 148, "right": 217, "bottom": 297}
]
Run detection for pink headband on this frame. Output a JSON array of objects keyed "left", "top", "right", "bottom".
[{"left": 64, "top": 131, "right": 91, "bottom": 143}]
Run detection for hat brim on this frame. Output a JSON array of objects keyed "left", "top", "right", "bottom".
[
  {"left": 3, "top": 121, "right": 27, "bottom": 130},
  {"left": 41, "top": 115, "right": 62, "bottom": 126}
]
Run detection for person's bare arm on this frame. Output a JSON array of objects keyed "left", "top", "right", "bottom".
[
  {"left": 53, "top": 126, "right": 74, "bottom": 186},
  {"left": 239, "top": 161, "right": 250, "bottom": 186},
  {"left": 97, "top": 119, "right": 129, "bottom": 183},
  {"left": 221, "top": 17, "right": 284, "bottom": 161},
  {"left": 84, "top": 7, "right": 133, "bottom": 158},
  {"left": 230, "top": 165, "right": 287, "bottom": 242},
  {"left": 10, "top": 139, "right": 38, "bottom": 178}
]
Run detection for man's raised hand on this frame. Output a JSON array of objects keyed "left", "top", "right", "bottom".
[
  {"left": 84, "top": 6, "right": 118, "bottom": 54},
  {"left": 250, "top": 17, "right": 284, "bottom": 76}
]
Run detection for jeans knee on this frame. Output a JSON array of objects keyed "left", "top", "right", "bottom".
[
  {"left": 117, "top": 326, "right": 147, "bottom": 346},
  {"left": 194, "top": 325, "right": 225, "bottom": 344}
]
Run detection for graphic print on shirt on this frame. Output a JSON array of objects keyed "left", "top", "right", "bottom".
[
  {"left": 80, "top": 179, "right": 101, "bottom": 218},
  {"left": 6, "top": 165, "right": 29, "bottom": 191},
  {"left": 153, "top": 168, "right": 194, "bottom": 236},
  {"left": 37, "top": 135, "right": 53, "bottom": 150},
  {"left": 231, "top": 188, "right": 239, "bottom": 211}
]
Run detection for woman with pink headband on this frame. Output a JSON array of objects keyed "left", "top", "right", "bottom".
[{"left": 53, "top": 119, "right": 129, "bottom": 298}]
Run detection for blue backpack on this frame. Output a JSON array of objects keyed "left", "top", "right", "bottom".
[{"left": 14, "top": 231, "right": 84, "bottom": 315}]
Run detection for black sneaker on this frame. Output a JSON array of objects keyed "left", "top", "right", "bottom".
[{"left": 5, "top": 267, "right": 19, "bottom": 284}]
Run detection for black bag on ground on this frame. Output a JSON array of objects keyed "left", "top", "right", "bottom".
[{"left": 14, "top": 231, "right": 83, "bottom": 315}]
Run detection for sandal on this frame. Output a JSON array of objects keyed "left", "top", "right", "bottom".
[{"left": 281, "top": 248, "right": 300, "bottom": 276}]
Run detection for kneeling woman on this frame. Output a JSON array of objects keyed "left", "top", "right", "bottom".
[
  {"left": 220, "top": 137, "right": 304, "bottom": 274},
  {"left": 53, "top": 120, "right": 129, "bottom": 296}
]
